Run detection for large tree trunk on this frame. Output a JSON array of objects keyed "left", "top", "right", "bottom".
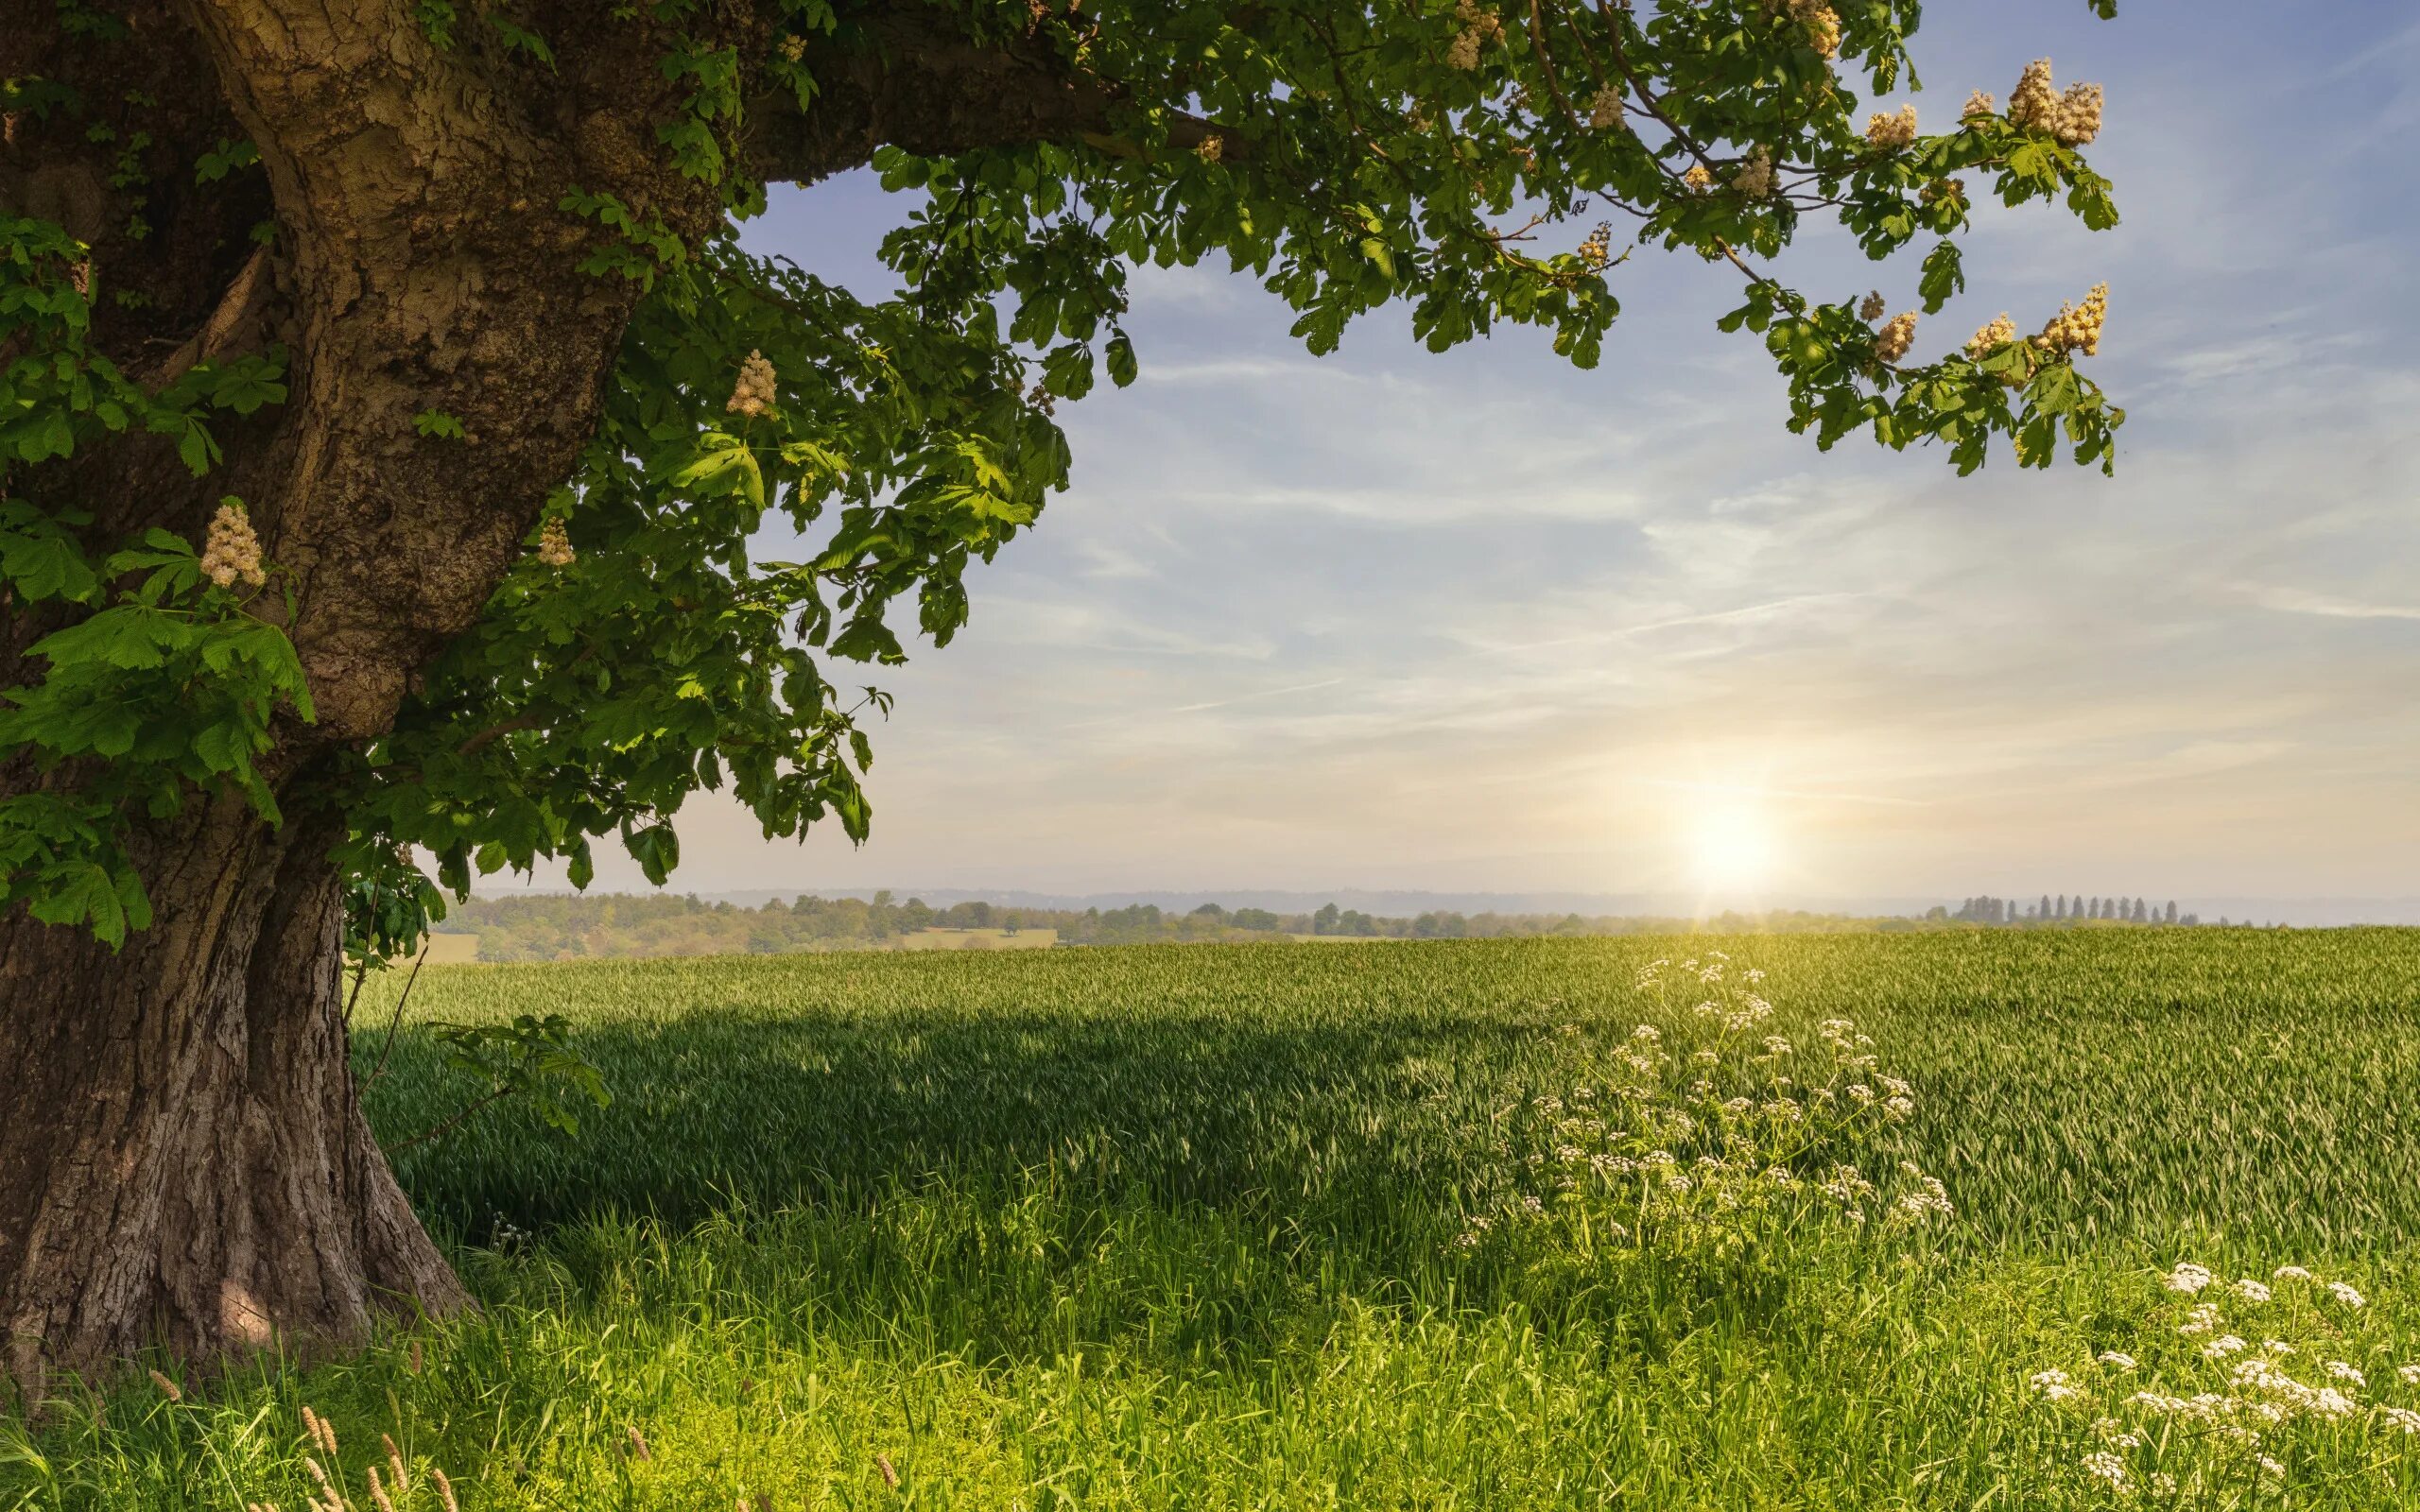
[
  {"left": 0, "top": 0, "right": 1144, "bottom": 1393},
  {"left": 0, "top": 801, "right": 465, "bottom": 1396}
]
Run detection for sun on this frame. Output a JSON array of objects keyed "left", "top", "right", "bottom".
[{"left": 1687, "top": 803, "right": 1780, "bottom": 893}]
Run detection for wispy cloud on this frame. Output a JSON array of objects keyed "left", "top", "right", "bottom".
[{"left": 2236, "top": 584, "right": 2420, "bottom": 622}]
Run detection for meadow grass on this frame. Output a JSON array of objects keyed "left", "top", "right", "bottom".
[{"left": 9, "top": 931, "right": 2420, "bottom": 1509}]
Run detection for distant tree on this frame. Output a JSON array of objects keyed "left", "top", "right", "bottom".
[
  {"left": 1230, "top": 908, "right": 1282, "bottom": 932},
  {"left": 1190, "top": 902, "right": 1226, "bottom": 919},
  {"left": 2165, "top": 901, "right": 2179, "bottom": 925},
  {"left": 2039, "top": 895, "right": 2052, "bottom": 921},
  {"left": 2130, "top": 898, "right": 2147, "bottom": 923},
  {"left": 1313, "top": 903, "right": 1342, "bottom": 936}
]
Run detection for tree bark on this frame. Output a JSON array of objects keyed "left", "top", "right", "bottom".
[{"left": 0, "top": 802, "right": 465, "bottom": 1397}]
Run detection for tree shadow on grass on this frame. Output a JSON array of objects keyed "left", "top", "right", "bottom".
[
  {"left": 372, "top": 1003, "right": 1556, "bottom": 1241},
  {"left": 359, "top": 1001, "right": 1649, "bottom": 1366}
]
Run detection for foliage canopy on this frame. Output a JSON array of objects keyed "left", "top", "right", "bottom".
[{"left": 1, "top": 0, "right": 2125, "bottom": 954}]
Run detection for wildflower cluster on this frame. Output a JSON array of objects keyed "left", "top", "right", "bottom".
[
  {"left": 1963, "top": 90, "right": 1996, "bottom": 119},
  {"left": 535, "top": 515, "right": 575, "bottom": 568},
  {"left": 2035, "top": 283, "right": 2108, "bottom": 357},
  {"left": 1578, "top": 221, "right": 1613, "bottom": 270},
  {"left": 1874, "top": 309, "right": 1918, "bottom": 365},
  {"left": 1446, "top": 0, "right": 1501, "bottom": 70},
  {"left": 1681, "top": 163, "right": 1714, "bottom": 193},
  {"left": 200, "top": 500, "right": 267, "bottom": 590},
  {"left": 1196, "top": 134, "right": 1224, "bottom": 163},
  {"left": 1587, "top": 85, "right": 1624, "bottom": 130},
  {"left": 1864, "top": 105, "right": 1917, "bottom": 149},
  {"left": 2023, "top": 1262, "right": 2420, "bottom": 1500},
  {"left": 1858, "top": 290, "right": 1887, "bottom": 322},
  {"left": 1454, "top": 957, "right": 1950, "bottom": 1280},
  {"left": 2008, "top": 60, "right": 2105, "bottom": 146},
  {"left": 725, "top": 349, "right": 776, "bottom": 418}
]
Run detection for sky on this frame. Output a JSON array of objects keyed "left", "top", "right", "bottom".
[{"left": 535, "top": 2, "right": 2420, "bottom": 914}]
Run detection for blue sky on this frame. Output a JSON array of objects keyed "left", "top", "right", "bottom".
[{"left": 556, "top": 2, "right": 2420, "bottom": 908}]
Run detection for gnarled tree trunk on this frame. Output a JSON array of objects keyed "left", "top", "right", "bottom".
[
  {"left": 0, "top": 804, "right": 464, "bottom": 1398},
  {"left": 1, "top": 0, "right": 1149, "bottom": 1391}
]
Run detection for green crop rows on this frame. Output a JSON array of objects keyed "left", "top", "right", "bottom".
[{"left": 10, "top": 931, "right": 2420, "bottom": 1509}]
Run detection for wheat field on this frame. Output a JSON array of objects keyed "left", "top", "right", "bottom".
[{"left": 9, "top": 931, "right": 2420, "bottom": 1509}]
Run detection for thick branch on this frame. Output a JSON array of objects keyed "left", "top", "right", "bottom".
[{"left": 748, "top": 9, "right": 1239, "bottom": 184}]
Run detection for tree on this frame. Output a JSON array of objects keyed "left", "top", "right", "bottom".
[
  {"left": 0, "top": 0, "right": 2129, "bottom": 1384},
  {"left": 2165, "top": 900, "right": 2178, "bottom": 925}
]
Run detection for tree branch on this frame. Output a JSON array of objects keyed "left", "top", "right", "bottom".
[{"left": 745, "top": 9, "right": 1243, "bottom": 185}]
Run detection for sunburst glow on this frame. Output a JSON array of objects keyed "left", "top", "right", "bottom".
[{"left": 1688, "top": 802, "right": 1780, "bottom": 893}]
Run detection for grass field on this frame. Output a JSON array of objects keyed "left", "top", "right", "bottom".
[{"left": 10, "top": 932, "right": 2420, "bottom": 1509}]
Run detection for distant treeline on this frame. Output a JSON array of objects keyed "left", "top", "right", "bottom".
[
  {"left": 1931, "top": 894, "right": 2206, "bottom": 927},
  {"left": 435, "top": 892, "right": 1906, "bottom": 963}
]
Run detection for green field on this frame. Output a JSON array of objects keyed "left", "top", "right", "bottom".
[{"left": 12, "top": 932, "right": 2420, "bottom": 1509}]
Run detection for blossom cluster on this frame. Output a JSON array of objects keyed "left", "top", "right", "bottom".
[
  {"left": 1873, "top": 309, "right": 1918, "bottom": 365},
  {"left": 1587, "top": 85, "right": 1624, "bottom": 130},
  {"left": 2008, "top": 60, "right": 2105, "bottom": 146},
  {"left": 1864, "top": 104, "right": 1917, "bottom": 149},
  {"left": 1731, "top": 146, "right": 1776, "bottom": 200},
  {"left": 201, "top": 500, "right": 266, "bottom": 590},
  {"left": 1578, "top": 221, "right": 1613, "bottom": 269},
  {"left": 536, "top": 516, "right": 575, "bottom": 568},
  {"left": 726, "top": 350, "right": 776, "bottom": 418},
  {"left": 2035, "top": 283, "right": 2108, "bottom": 357},
  {"left": 1446, "top": 0, "right": 1501, "bottom": 70},
  {"left": 1965, "top": 313, "right": 2016, "bottom": 361},
  {"left": 1766, "top": 0, "right": 1840, "bottom": 60}
]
